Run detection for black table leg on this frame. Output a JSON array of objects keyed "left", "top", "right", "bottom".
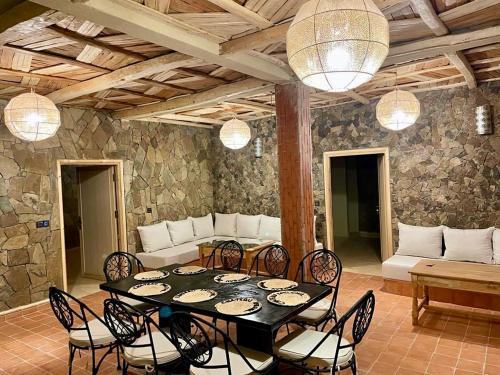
[{"left": 236, "top": 323, "right": 274, "bottom": 354}]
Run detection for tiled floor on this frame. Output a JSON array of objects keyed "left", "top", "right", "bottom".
[
  {"left": 1, "top": 272, "right": 499, "bottom": 374},
  {"left": 334, "top": 236, "right": 382, "bottom": 276}
]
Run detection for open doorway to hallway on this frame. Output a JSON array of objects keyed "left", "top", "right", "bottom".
[
  {"left": 324, "top": 148, "right": 393, "bottom": 276},
  {"left": 331, "top": 155, "right": 381, "bottom": 275},
  {"left": 59, "top": 162, "right": 124, "bottom": 297}
]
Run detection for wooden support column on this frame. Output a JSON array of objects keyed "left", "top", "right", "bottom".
[{"left": 276, "top": 83, "right": 315, "bottom": 277}]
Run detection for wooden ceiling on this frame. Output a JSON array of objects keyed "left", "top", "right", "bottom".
[{"left": 0, "top": 0, "right": 499, "bottom": 128}]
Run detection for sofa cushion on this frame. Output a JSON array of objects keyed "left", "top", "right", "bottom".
[
  {"left": 137, "top": 221, "right": 172, "bottom": 253},
  {"left": 237, "top": 214, "right": 261, "bottom": 238},
  {"left": 494, "top": 229, "right": 500, "bottom": 265},
  {"left": 443, "top": 227, "right": 494, "bottom": 264},
  {"left": 214, "top": 213, "right": 237, "bottom": 237},
  {"left": 191, "top": 214, "right": 214, "bottom": 240},
  {"left": 167, "top": 218, "right": 195, "bottom": 245},
  {"left": 258, "top": 215, "right": 281, "bottom": 242},
  {"left": 395, "top": 223, "right": 443, "bottom": 259},
  {"left": 382, "top": 255, "right": 426, "bottom": 281}
]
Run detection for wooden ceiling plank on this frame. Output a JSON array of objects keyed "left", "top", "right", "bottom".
[
  {"left": 445, "top": 51, "right": 477, "bottom": 89},
  {"left": 409, "top": 0, "right": 449, "bottom": 36},
  {"left": 220, "top": 22, "right": 289, "bottom": 54},
  {"left": 46, "top": 52, "right": 200, "bottom": 103},
  {"left": 114, "top": 78, "right": 273, "bottom": 119},
  {"left": 137, "top": 117, "right": 213, "bottom": 129},
  {"left": 205, "top": 0, "right": 273, "bottom": 29},
  {"left": 156, "top": 113, "right": 224, "bottom": 125},
  {"left": 31, "top": 0, "right": 293, "bottom": 82}
]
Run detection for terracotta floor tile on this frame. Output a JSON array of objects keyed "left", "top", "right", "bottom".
[{"left": 0, "top": 271, "right": 497, "bottom": 374}]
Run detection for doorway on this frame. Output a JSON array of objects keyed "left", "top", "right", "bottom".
[
  {"left": 57, "top": 160, "right": 127, "bottom": 296},
  {"left": 323, "top": 148, "right": 392, "bottom": 275}
]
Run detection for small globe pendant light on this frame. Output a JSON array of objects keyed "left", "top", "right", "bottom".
[
  {"left": 219, "top": 116, "right": 251, "bottom": 150},
  {"left": 4, "top": 91, "right": 61, "bottom": 141},
  {"left": 376, "top": 88, "right": 421, "bottom": 131},
  {"left": 287, "top": 0, "right": 390, "bottom": 92}
]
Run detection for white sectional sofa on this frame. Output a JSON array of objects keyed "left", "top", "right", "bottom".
[
  {"left": 382, "top": 224, "right": 499, "bottom": 282},
  {"left": 136, "top": 213, "right": 322, "bottom": 269}
]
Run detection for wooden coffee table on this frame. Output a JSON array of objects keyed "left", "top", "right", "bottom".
[
  {"left": 198, "top": 240, "right": 274, "bottom": 271},
  {"left": 409, "top": 259, "right": 500, "bottom": 325}
]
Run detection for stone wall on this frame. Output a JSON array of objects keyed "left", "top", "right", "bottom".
[
  {"left": 213, "top": 83, "right": 500, "bottom": 246},
  {"left": 0, "top": 105, "right": 213, "bottom": 311}
]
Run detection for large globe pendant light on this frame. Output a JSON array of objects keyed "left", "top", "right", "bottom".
[
  {"left": 219, "top": 117, "right": 251, "bottom": 150},
  {"left": 376, "top": 89, "right": 421, "bottom": 131},
  {"left": 286, "top": 0, "right": 389, "bottom": 92},
  {"left": 4, "top": 91, "right": 61, "bottom": 141}
]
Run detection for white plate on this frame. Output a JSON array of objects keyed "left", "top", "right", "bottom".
[
  {"left": 173, "top": 289, "right": 217, "bottom": 303},
  {"left": 214, "top": 274, "right": 251, "bottom": 284},
  {"left": 215, "top": 298, "right": 262, "bottom": 316},
  {"left": 134, "top": 270, "right": 169, "bottom": 281},
  {"left": 172, "top": 266, "right": 207, "bottom": 275},
  {"left": 267, "top": 291, "right": 310, "bottom": 306},
  {"left": 257, "top": 279, "right": 298, "bottom": 291},
  {"left": 128, "top": 283, "right": 171, "bottom": 297}
]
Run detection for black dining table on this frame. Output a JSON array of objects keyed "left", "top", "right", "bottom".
[{"left": 100, "top": 264, "right": 331, "bottom": 354}]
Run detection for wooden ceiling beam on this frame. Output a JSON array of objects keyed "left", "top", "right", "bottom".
[
  {"left": 46, "top": 53, "right": 200, "bottom": 103},
  {"left": 155, "top": 113, "right": 224, "bottom": 125},
  {"left": 204, "top": 0, "right": 273, "bottom": 29},
  {"left": 137, "top": 117, "right": 213, "bottom": 129},
  {"left": 384, "top": 25, "right": 500, "bottom": 66},
  {"left": 409, "top": 1, "right": 477, "bottom": 89},
  {"left": 220, "top": 22, "right": 289, "bottom": 55},
  {"left": 409, "top": 0, "right": 449, "bottom": 36},
  {"left": 114, "top": 78, "right": 273, "bottom": 119},
  {"left": 445, "top": 52, "right": 477, "bottom": 89},
  {"left": 345, "top": 90, "right": 370, "bottom": 105},
  {"left": 31, "top": 0, "right": 293, "bottom": 82},
  {"left": 0, "top": 1, "right": 50, "bottom": 34}
]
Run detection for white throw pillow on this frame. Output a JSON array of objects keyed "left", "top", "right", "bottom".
[
  {"left": 395, "top": 223, "right": 443, "bottom": 258},
  {"left": 443, "top": 227, "right": 494, "bottom": 264},
  {"left": 191, "top": 214, "right": 214, "bottom": 240},
  {"left": 214, "top": 213, "right": 237, "bottom": 237},
  {"left": 494, "top": 229, "right": 500, "bottom": 265},
  {"left": 167, "top": 218, "right": 195, "bottom": 246},
  {"left": 236, "top": 214, "right": 261, "bottom": 239},
  {"left": 137, "top": 221, "right": 172, "bottom": 253},
  {"left": 258, "top": 215, "right": 281, "bottom": 242}
]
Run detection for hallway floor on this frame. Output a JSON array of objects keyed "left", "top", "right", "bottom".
[
  {"left": 334, "top": 236, "right": 382, "bottom": 276},
  {"left": 66, "top": 247, "right": 103, "bottom": 298}
]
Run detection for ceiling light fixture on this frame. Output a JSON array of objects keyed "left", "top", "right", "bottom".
[
  {"left": 286, "top": 0, "right": 389, "bottom": 92},
  {"left": 219, "top": 116, "right": 251, "bottom": 150}
]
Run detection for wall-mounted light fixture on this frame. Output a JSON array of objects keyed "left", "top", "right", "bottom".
[
  {"left": 254, "top": 137, "right": 263, "bottom": 158},
  {"left": 475, "top": 105, "right": 492, "bottom": 135}
]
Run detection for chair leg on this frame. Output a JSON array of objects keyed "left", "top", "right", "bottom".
[
  {"left": 116, "top": 345, "right": 122, "bottom": 370},
  {"left": 350, "top": 354, "right": 357, "bottom": 375},
  {"left": 68, "top": 343, "right": 76, "bottom": 375},
  {"left": 122, "top": 361, "right": 127, "bottom": 375},
  {"left": 91, "top": 347, "right": 98, "bottom": 375}
]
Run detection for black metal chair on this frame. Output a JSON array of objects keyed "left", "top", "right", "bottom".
[
  {"left": 248, "top": 244, "right": 290, "bottom": 278},
  {"left": 103, "top": 251, "right": 158, "bottom": 315},
  {"left": 49, "top": 287, "right": 119, "bottom": 375},
  {"left": 274, "top": 290, "right": 375, "bottom": 374},
  {"left": 169, "top": 312, "right": 277, "bottom": 374},
  {"left": 204, "top": 240, "right": 244, "bottom": 273},
  {"left": 103, "top": 298, "right": 185, "bottom": 375},
  {"left": 290, "top": 249, "right": 342, "bottom": 330}
]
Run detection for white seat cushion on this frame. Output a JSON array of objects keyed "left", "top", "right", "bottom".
[
  {"left": 258, "top": 215, "right": 281, "bottom": 242},
  {"left": 190, "top": 345, "right": 273, "bottom": 375},
  {"left": 274, "top": 328, "right": 353, "bottom": 369},
  {"left": 494, "top": 229, "right": 500, "bottom": 265},
  {"left": 214, "top": 213, "right": 238, "bottom": 237},
  {"left": 294, "top": 298, "right": 332, "bottom": 324},
  {"left": 396, "top": 223, "right": 443, "bottom": 258},
  {"left": 382, "top": 255, "right": 426, "bottom": 281},
  {"left": 167, "top": 218, "right": 195, "bottom": 245},
  {"left": 69, "top": 319, "right": 115, "bottom": 347},
  {"left": 136, "top": 242, "right": 200, "bottom": 268},
  {"left": 237, "top": 214, "right": 262, "bottom": 238},
  {"left": 124, "top": 331, "right": 180, "bottom": 366},
  {"left": 443, "top": 227, "right": 494, "bottom": 264},
  {"left": 137, "top": 221, "right": 172, "bottom": 253},
  {"left": 191, "top": 214, "right": 215, "bottom": 240}
]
